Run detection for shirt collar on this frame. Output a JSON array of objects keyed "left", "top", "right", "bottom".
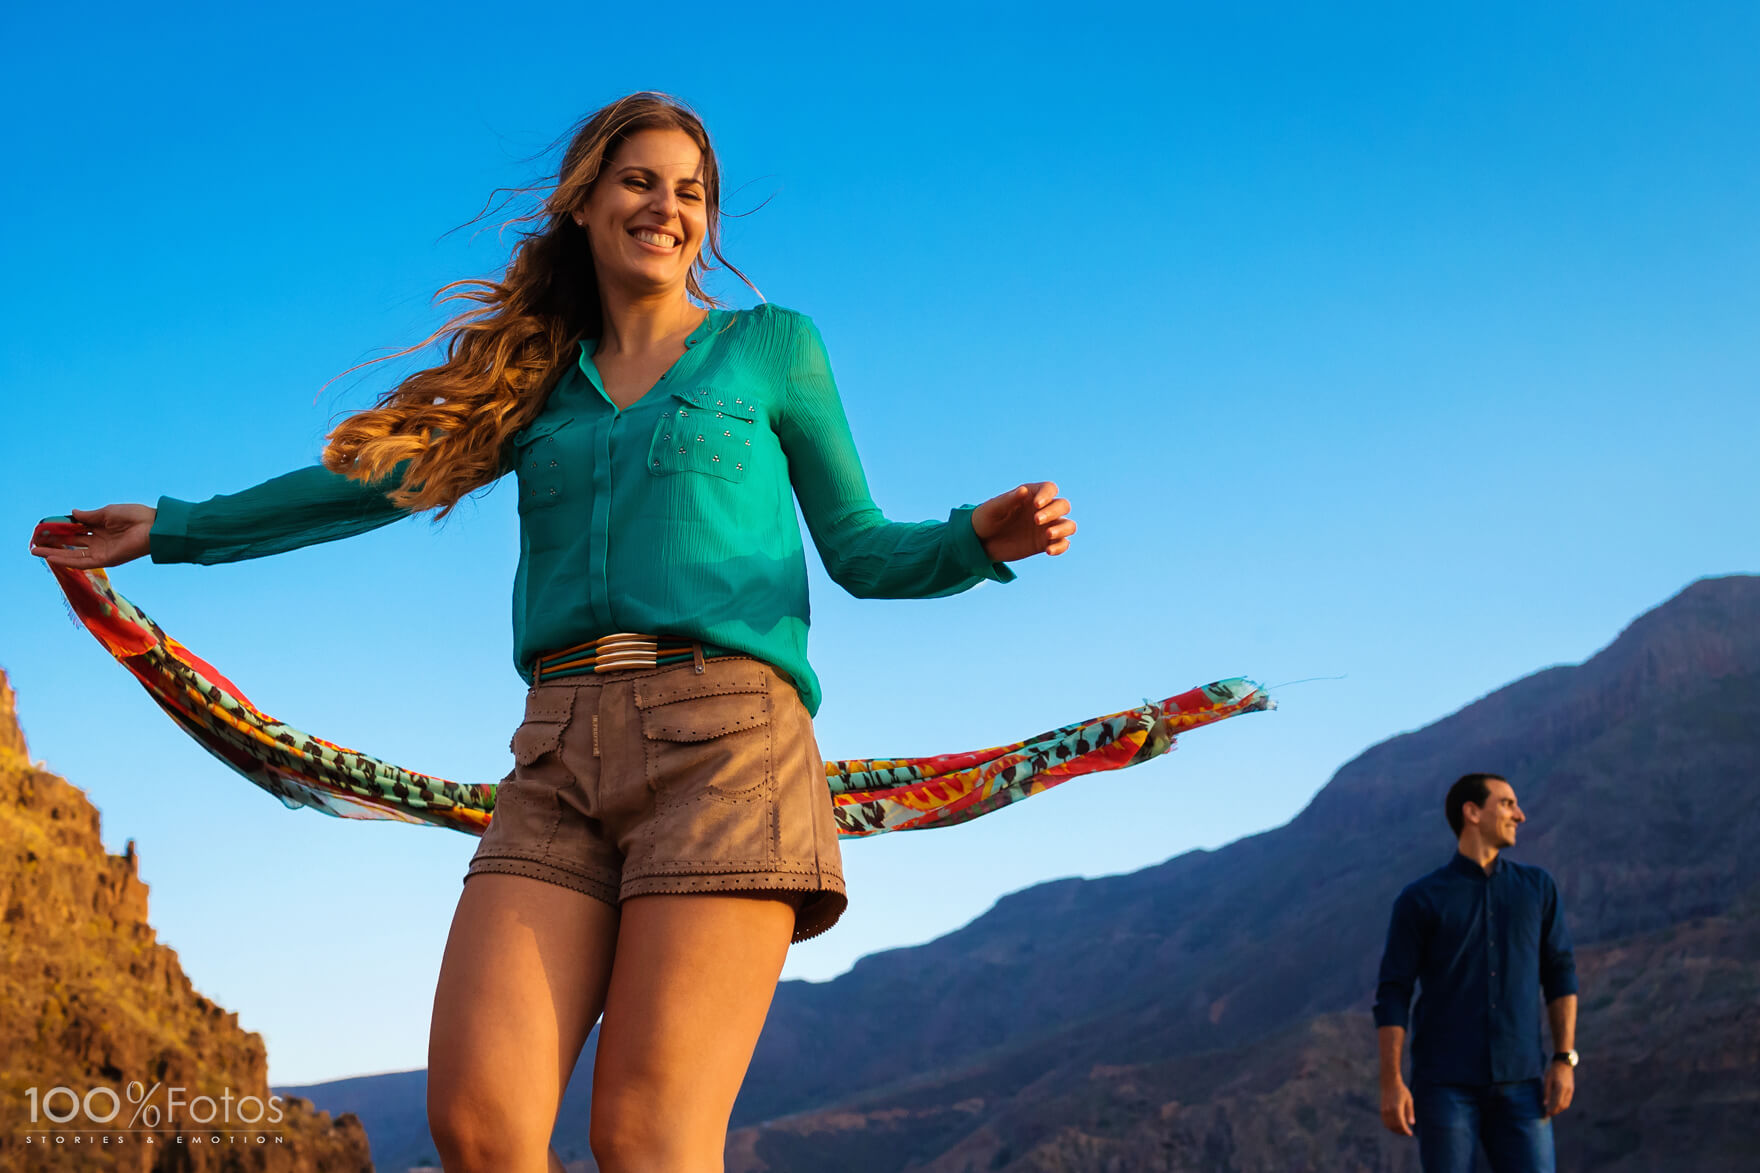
[
  {"left": 1449, "top": 850, "right": 1501, "bottom": 879},
  {"left": 575, "top": 308, "right": 721, "bottom": 383}
]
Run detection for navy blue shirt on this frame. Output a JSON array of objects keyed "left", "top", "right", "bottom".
[{"left": 1373, "top": 851, "right": 1578, "bottom": 1086}]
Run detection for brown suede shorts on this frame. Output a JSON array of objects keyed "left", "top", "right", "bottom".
[{"left": 463, "top": 654, "right": 847, "bottom": 943}]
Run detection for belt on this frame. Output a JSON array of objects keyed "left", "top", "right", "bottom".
[{"left": 533, "top": 632, "right": 724, "bottom": 682}]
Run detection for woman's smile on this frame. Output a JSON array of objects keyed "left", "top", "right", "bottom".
[{"left": 630, "top": 227, "right": 680, "bottom": 251}]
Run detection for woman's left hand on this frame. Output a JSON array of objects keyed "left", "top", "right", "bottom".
[{"left": 972, "top": 481, "right": 1076, "bottom": 563}]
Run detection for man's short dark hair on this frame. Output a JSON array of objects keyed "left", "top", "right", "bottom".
[{"left": 1445, "top": 773, "right": 1506, "bottom": 837}]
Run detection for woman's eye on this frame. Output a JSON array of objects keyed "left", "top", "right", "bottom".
[{"left": 624, "top": 178, "right": 647, "bottom": 190}]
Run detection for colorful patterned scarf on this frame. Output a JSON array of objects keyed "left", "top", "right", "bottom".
[{"left": 33, "top": 517, "right": 1274, "bottom": 838}]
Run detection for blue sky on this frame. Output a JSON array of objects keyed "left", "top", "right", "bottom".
[{"left": 3, "top": 2, "right": 1755, "bottom": 1086}]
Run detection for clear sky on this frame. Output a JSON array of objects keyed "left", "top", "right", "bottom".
[{"left": 3, "top": 2, "right": 1755, "bottom": 1086}]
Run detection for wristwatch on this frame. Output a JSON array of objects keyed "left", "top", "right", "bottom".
[{"left": 1552, "top": 1050, "right": 1578, "bottom": 1067}]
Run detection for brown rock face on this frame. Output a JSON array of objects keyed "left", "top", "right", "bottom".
[{"left": 0, "top": 667, "right": 375, "bottom": 1172}]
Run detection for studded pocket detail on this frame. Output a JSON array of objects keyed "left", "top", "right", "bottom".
[
  {"left": 647, "top": 388, "right": 757, "bottom": 484},
  {"left": 512, "top": 414, "right": 573, "bottom": 511}
]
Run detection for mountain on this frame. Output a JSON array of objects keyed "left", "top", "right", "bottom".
[
  {"left": 727, "top": 901, "right": 1760, "bottom": 1173},
  {"left": 271, "top": 574, "right": 1760, "bottom": 1170},
  {"left": 0, "top": 668, "right": 375, "bottom": 1172},
  {"left": 714, "top": 574, "right": 1760, "bottom": 1170}
]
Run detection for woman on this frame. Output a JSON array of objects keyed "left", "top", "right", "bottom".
[{"left": 31, "top": 91, "right": 1075, "bottom": 1172}]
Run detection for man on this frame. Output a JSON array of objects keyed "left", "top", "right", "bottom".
[{"left": 1373, "top": 772, "right": 1580, "bottom": 1172}]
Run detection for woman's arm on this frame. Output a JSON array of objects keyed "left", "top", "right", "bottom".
[
  {"left": 31, "top": 460, "right": 425, "bottom": 573},
  {"left": 148, "top": 458, "right": 421, "bottom": 565},
  {"left": 775, "top": 311, "right": 1017, "bottom": 599}
]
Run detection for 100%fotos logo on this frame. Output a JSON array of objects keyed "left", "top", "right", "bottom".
[{"left": 25, "top": 1082, "right": 286, "bottom": 1127}]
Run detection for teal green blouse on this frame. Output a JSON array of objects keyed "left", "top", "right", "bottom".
[{"left": 148, "top": 303, "right": 1015, "bottom": 715}]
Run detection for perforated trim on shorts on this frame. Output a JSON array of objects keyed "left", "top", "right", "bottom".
[{"left": 463, "top": 854, "right": 619, "bottom": 906}]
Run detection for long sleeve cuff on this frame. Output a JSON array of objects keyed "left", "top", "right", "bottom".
[
  {"left": 1372, "top": 988, "right": 1412, "bottom": 1029},
  {"left": 1542, "top": 966, "right": 1580, "bottom": 1002},
  {"left": 148, "top": 495, "right": 197, "bottom": 564},
  {"left": 947, "top": 505, "right": 1018, "bottom": 586}
]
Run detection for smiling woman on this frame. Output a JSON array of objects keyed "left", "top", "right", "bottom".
[
  {"left": 313, "top": 94, "right": 759, "bottom": 516},
  {"left": 30, "top": 90, "right": 1082, "bottom": 1173}
]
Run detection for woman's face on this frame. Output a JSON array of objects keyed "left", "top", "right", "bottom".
[{"left": 575, "top": 127, "right": 708, "bottom": 298}]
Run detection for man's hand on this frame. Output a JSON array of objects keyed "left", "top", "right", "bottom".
[
  {"left": 1544, "top": 1060, "right": 1575, "bottom": 1117},
  {"left": 1380, "top": 1077, "right": 1415, "bottom": 1136},
  {"left": 971, "top": 482, "right": 1075, "bottom": 563}
]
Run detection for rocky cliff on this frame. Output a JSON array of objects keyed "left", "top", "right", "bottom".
[{"left": 0, "top": 668, "right": 375, "bottom": 1172}]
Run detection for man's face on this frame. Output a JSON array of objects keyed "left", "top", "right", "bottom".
[{"left": 1470, "top": 778, "right": 1526, "bottom": 847}]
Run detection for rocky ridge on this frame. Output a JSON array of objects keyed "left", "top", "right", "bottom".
[{"left": 0, "top": 668, "right": 375, "bottom": 1172}]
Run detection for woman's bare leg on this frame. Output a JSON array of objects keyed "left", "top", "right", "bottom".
[
  {"left": 427, "top": 873, "right": 622, "bottom": 1173},
  {"left": 589, "top": 892, "right": 798, "bottom": 1172}
]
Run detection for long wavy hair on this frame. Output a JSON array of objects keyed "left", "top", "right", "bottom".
[{"left": 319, "top": 91, "right": 755, "bottom": 516}]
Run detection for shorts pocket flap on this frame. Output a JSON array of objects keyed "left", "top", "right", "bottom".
[
  {"left": 510, "top": 721, "right": 564, "bottom": 764},
  {"left": 642, "top": 703, "right": 770, "bottom": 743},
  {"left": 523, "top": 691, "right": 574, "bottom": 724},
  {"left": 633, "top": 663, "right": 770, "bottom": 709}
]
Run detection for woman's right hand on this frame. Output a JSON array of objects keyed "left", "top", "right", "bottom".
[{"left": 30, "top": 504, "right": 156, "bottom": 570}]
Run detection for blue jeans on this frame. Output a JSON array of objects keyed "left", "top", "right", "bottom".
[{"left": 1413, "top": 1078, "right": 1556, "bottom": 1173}]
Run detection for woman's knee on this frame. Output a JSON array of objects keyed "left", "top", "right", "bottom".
[
  {"left": 428, "top": 1089, "right": 548, "bottom": 1172},
  {"left": 589, "top": 1090, "right": 719, "bottom": 1171}
]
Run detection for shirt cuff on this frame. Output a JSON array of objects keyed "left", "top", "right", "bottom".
[
  {"left": 948, "top": 505, "right": 1018, "bottom": 585},
  {"left": 1372, "top": 1000, "right": 1411, "bottom": 1030},
  {"left": 1543, "top": 971, "right": 1580, "bottom": 1001},
  {"left": 1365, "top": 993, "right": 1408, "bottom": 1028},
  {"left": 148, "top": 495, "right": 196, "bottom": 564}
]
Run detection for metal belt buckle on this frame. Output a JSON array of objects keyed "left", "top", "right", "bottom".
[{"left": 591, "top": 633, "right": 660, "bottom": 672}]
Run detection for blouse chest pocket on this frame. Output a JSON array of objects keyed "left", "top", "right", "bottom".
[
  {"left": 647, "top": 387, "right": 759, "bottom": 484},
  {"left": 512, "top": 414, "right": 574, "bottom": 512}
]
